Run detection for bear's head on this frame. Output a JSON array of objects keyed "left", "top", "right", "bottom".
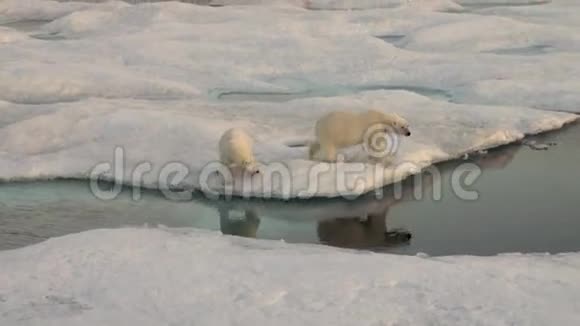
[
  {"left": 385, "top": 113, "right": 411, "bottom": 137},
  {"left": 242, "top": 160, "right": 261, "bottom": 176},
  {"left": 367, "top": 110, "right": 411, "bottom": 137}
]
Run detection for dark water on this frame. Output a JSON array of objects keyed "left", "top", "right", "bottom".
[
  {"left": 487, "top": 44, "right": 555, "bottom": 56},
  {"left": 0, "top": 123, "right": 579, "bottom": 255}
]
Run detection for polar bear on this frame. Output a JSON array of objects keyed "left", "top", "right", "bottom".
[
  {"left": 308, "top": 109, "right": 411, "bottom": 162},
  {"left": 218, "top": 128, "right": 260, "bottom": 175}
]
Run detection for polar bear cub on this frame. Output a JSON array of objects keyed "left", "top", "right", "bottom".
[
  {"left": 309, "top": 109, "right": 411, "bottom": 162},
  {"left": 218, "top": 128, "right": 260, "bottom": 175}
]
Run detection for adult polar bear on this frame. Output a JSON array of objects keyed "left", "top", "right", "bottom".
[{"left": 309, "top": 110, "right": 411, "bottom": 162}]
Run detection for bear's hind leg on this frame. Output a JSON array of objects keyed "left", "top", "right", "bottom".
[{"left": 319, "top": 142, "right": 337, "bottom": 162}]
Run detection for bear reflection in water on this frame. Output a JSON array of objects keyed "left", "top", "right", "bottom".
[
  {"left": 317, "top": 211, "right": 412, "bottom": 250},
  {"left": 216, "top": 196, "right": 413, "bottom": 250},
  {"left": 215, "top": 144, "right": 520, "bottom": 251},
  {"left": 214, "top": 172, "right": 427, "bottom": 251}
]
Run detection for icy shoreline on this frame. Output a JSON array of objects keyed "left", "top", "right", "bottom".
[{"left": 0, "top": 95, "right": 576, "bottom": 199}]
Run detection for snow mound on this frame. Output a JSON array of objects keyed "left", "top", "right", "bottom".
[
  {"left": 457, "top": 0, "right": 549, "bottom": 6},
  {"left": 0, "top": 0, "right": 128, "bottom": 24},
  {"left": 0, "top": 26, "right": 27, "bottom": 43},
  {"left": 401, "top": 15, "right": 580, "bottom": 53},
  {"left": 306, "top": 0, "right": 462, "bottom": 11},
  {"left": 1, "top": 227, "right": 580, "bottom": 326}
]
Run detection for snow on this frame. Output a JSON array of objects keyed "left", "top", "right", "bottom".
[
  {"left": 0, "top": 227, "right": 579, "bottom": 325},
  {"left": 0, "top": 0, "right": 579, "bottom": 198},
  {"left": 0, "top": 26, "right": 27, "bottom": 43},
  {"left": 0, "top": 0, "right": 128, "bottom": 24}
]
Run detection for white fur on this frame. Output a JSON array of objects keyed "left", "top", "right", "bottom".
[
  {"left": 218, "top": 128, "right": 260, "bottom": 174},
  {"left": 309, "top": 109, "right": 411, "bottom": 162}
]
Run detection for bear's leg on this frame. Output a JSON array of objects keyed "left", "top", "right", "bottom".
[{"left": 320, "top": 142, "right": 337, "bottom": 162}]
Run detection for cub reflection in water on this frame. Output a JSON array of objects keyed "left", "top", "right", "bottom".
[{"left": 218, "top": 206, "right": 261, "bottom": 238}]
